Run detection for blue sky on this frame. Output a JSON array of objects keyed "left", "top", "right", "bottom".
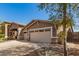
[
  {"left": 0, "top": 3, "right": 49, "bottom": 25},
  {"left": 0, "top": 3, "right": 78, "bottom": 32}
]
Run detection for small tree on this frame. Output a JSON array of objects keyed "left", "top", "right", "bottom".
[{"left": 38, "top": 3, "right": 79, "bottom": 56}]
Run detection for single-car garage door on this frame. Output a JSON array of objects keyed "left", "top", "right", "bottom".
[{"left": 30, "top": 30, "right": 51, "bottom": 43}]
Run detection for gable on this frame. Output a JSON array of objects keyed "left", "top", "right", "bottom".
[
  {"left": 28, "top": 21, "right": 52, "bottom": 29},
  {"left": 23, "top": 20, "right": 53, "bottom": 32}
]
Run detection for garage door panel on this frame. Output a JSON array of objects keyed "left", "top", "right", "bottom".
[{"left": 30, "top": 31, "right": 51, "bottom": 43}]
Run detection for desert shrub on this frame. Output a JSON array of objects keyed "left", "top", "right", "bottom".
[
  {"left": 58, "top": 31, "right": 65, "bottom": 44},
  {"left": 0, "top": 34, "right": 5, "bottom": 41},
  {"left": 0, "top": 34, "right": 4, "bottom": 38}
]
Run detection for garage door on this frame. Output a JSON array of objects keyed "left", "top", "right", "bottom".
[{"left": 30, "top": 31, "right": 51, "bottom": 43}]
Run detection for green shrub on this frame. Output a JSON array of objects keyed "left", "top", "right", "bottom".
[
  {"left": 0, "top": 34, "right": 5, "bottom": 42},
  {"left": 58, "top": 31, "right": 65, "bottom": 44},
  {"left": 0, "top": 34, "right": 5, "bottom": 38}
]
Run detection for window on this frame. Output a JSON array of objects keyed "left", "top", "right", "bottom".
[
  {"left": 39, "top": 30, "right": 44, "bottom": 32},
  {"left": 35, "top": 30, "right": 38, "bottom": 32},
  {"left": 45, "top": 29, "right": 50, "bottom": 31},
  {"left": 30, "top": 31, "right": 34, "bottom": 32}
]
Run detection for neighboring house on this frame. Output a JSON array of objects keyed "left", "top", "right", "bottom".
[
  {"left": 0, "top": 23, "right": 3, "bottom": 34},
  {"left": 73, "top": 32, "right": 79, "bottom": 40},
  {"left": 68, "top": 32, "right": 79, "bottom": 42},
  {"left": 0, "top": 22, "right": 11, "bottom": 38},
  {"left": 0, "top": 22, "right": 24, "bottom": 39},
  {"left": 20, "top": 20, "right": 73, "bottom": 43}
]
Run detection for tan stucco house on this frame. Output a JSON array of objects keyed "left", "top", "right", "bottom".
[
  {"left": 0, "top": 22, "right": 24, "bottom": 39},
  {"left": 20, "top": 20, "right": 73, "bottom": 43}
]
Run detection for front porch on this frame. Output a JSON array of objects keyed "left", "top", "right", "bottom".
[{"left": 9, "top": 29, "right": 18, "bottom": 39}]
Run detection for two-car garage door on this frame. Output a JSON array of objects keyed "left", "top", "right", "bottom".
[
  {"left": 24, "top": 28, "right": 51, "bottom": 43},
  {"left": 30, "top": 31, "right": 51, "bottom": 43}
]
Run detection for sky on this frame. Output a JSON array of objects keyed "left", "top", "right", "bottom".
[
  {"left": 0, "top": 3, "right": 49, "bottom": 25},
  {"left": 0, "top": 3, "right": 79, "bottom": 32}
]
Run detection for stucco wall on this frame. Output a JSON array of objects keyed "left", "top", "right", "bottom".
[{"left": 57, "top": 25, "right": 71, "bottom": 35}]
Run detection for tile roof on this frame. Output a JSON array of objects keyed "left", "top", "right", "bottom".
[{"left": 1, "top": 21, "right": 24, "bottom": 27}]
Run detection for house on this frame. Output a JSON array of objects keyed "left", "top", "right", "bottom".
[
  {"left": 0, "top": 22, "right": 11, "bottom": 38},
  {"left": 73, "top": 32, "right": 79, "bottom": 40},
  {"left": 20, "top": 20, "right": 73, "bottom": 43},
  {"left": 67, "top": 32, "right": 79, "bottom": 42},
  {"left": 0, "top": 22, "right": 24, "bottom": 39}
]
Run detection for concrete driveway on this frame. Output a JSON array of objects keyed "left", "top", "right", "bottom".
[
  {"left": 0, "top": 40, "right": 43, "bottom": 55},
  {"left": 0, "top": 40, "right": 55, "bottom": 56},
  {"left": 0, "top": 40, "right": 41, "bottom": 50},
  {"left": 0, "top": 40, "right": 78, "bottom": 56},
  {"left": 0, "top": 40, "right": 78, "bottom": 51}
]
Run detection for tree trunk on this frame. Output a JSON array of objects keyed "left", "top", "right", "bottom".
[{"left": 63, "top": 4, "right": 68, "bottom": 56}]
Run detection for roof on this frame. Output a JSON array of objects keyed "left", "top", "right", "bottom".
[
  {"left": 0, "top": 21, "right": 11, "bottom": 25},
  {"left": 21, "top": 19, "right": 74, "bottom": 33},
  {"left": 26, "top": 20, "right": 52, "bottom": 27},
  {"left": 3, "top": 21, "right": 11, "bottom": 24},
  {"left": 11, "top": 22, "right": 24, "bottom": 27},
  {"left": 0, "top": 21, "right": 24, "bottom": 27},
  {"left": 21, "top": 20, "right": 53, "bottom": 31}
]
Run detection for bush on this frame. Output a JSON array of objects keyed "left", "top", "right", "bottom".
[
  {"left": 0, "top": 34, "right": 5, "bottom": 41},
  {"left": 58, "top": 31, "right": 65, "bottom": 44},
  {"left": 0, "top": 34, "right": 5, "bottom": 38}
]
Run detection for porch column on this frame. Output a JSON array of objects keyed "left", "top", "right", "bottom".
[
  {"left": 5, "top": 24, "right": 8, "bottom": 38},
  {"left": 51, "top": 26, "right": 58, "bottom": 44},
  {"left": 17, "top": 28, "right": 22, "bottom": 39},
  {"left": 18, "top": 28, "right": 22, "bottom": 35}
]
